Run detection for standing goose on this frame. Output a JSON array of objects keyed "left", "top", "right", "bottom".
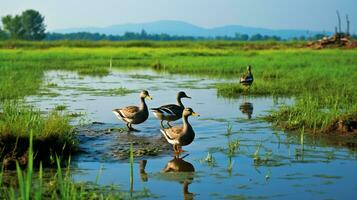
[
  {"left": 240, "top": 65, "right": 254, "bottom": 87},
  {"left": 112, "top": 90, "right": 152, "bottom": 131},
  {"left": 151, "top": 91, "right": 191, "bottom": 128},
  {"left": 160, "top": 108, "right": 199, "bottom": 155}
]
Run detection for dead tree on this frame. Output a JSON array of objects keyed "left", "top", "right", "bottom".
[
  {"left": 336, "top": 10, "right": 342, "bottom": 33},
  {"left": 346, "top": 14, "right": 350, "bottom": 36}
]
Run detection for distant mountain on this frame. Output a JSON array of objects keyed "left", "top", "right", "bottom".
[{"left": 53, "top": 20, "right": 330, "bottom": 39}]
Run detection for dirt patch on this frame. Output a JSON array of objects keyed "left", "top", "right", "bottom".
[
  {"left": 324, "top": 113, "right": 357, "bottom": 135},
  {"left": 0, "top": 134, "right": 76, "bottom": 170}
]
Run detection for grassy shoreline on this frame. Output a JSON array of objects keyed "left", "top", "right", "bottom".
[{"left": 0, "top": 101, "right": 77, "bottom": 169}]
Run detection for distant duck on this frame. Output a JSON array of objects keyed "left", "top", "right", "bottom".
[
  {"left": 160, "top": 108, "right": 199, "bottom": 155},
  {"left": 112, "top": 90, "right": 152, "bottom": 131},
  {"left": 151, "top": 91, "right": 191, "bottom": 127},
  {"left": 240, "top": 65, "right": 254, "bottom": 87}
]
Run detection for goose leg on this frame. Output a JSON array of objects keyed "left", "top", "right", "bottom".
[
  {"left": 173, "top": 144, "right": 183, "bottom": 157},
  {"left": 128, "top": 123, "right": 140, "bottom": 132},
  {"left": 173, "top": 144, "right": 178, "bottom": 157}
]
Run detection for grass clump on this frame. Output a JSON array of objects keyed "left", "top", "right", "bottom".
[
  {"left": 268, "top": 93, "right": 357, "bottom": 134},
  {"left": 0, "top": 101, "right": 77, "bottom": 168},
  {"left": 77, "top": 67, "right": 110, "bottom": 76},
  {"left": 54, "top": 105, "right": 67, "bottom": 111}
]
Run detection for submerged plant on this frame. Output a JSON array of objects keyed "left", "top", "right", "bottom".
[
  {"left": 224, "top": 122, "right": 233, "bottom": 137},
  {"left": 200, "top": 152, "right": 216, "bottom": 167}
]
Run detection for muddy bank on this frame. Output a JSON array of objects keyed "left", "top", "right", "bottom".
[
  {"left": 0, "top": 122, "right": 172, "bottom": 169},
  {"left": 74, "top": 122, "right": 172, "bottom": 162},
  {"left": 0, "top": 134, "right": 76, "bottom": 169},
  {"left": 268, "top": 113, "right": 357, "bottom": 150}
]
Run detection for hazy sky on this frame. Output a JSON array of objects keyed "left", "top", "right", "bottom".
[{"left": 1, "top": 0, "right": 356, "bottom": 33}]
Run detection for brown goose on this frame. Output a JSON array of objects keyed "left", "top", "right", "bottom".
[
  {"left": 151, "top": 91, "right": 191, "bottom": 128},
  {"left": 160, "top": 108, "right": 199, "bottom": 155},
  {"left": 240, "top": 65, "right": 254, "bottom": 87},
  {"left": 112, "top": 90, "right": 152, "bottom": 131}
]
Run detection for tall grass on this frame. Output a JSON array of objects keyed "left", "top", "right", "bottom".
[
  {"left": 268, "top": 92, "right": 357, "bottom": 132},
  {"left": 0, "top": 101, "right": 76, "bottom": 167}
]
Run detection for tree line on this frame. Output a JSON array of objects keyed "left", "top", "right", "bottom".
[
  {"left": 0, "top": 9, "right": 46, "bottom": 40},
  {"left": 1, "top": 10, "right": 356, "bottom": 41},
  {"left": 45, "top": 31, "right": 284, "bottom": 41}
]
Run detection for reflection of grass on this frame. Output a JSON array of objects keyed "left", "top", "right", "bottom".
[
  {"left": 51, "top": 85, "right": 135, "bottom": 96},
  {"left": 129, "top": 74, "right": 160, "bottom": 80}
]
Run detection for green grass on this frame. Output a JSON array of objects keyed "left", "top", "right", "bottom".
[
  {"left": 77, "top": 67, "right": 110, "bottom": 76},
  {"left": 0, "top": 101, "right": 77, "bottom": 167}
]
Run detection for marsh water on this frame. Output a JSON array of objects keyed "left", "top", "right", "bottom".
[{"left": 27, "top": 69, "right": 357, "bottom": 199}]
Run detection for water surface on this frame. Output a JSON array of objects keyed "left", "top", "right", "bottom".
[{"left": 27, "top": 69, "right": 357, "bottom": 200}]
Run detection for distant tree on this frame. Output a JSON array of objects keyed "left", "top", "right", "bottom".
[
  {"left": 1, "top": 15, "right": 25, "bottom": 39},
  {"left": 234, "top": 33, "right": 249, "bottom": 41},
  {"left": 21, "top": 9, "right": 46, "bottom": 40},
  {"left": 1, "top": 9, "right": 46, "bottom": 40},
  {"left": 299, "top": 36, "right": 306, "bottom": 41},
  {"left": 0, "top": 26, "right": 8, "bottom": 39},
  {"left": 250, "top": 33, "right": 263, "bottom": 41},
  {"left": 140, "top": 29, "right": 148, "bottom": 39}
]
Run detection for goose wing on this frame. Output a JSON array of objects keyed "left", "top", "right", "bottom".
[
  {"left": 114, "top": 106, "right": 139, "bottom": 119},
  {"left": 161, "top": 126, "right": 183, "bottom": 141},
  {"left": 151, "top": 104, "right": 182, "bottom": 116}
]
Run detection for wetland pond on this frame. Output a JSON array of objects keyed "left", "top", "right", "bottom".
[{"left": 26, "top": 69, "right": 357, "bottom": 199}]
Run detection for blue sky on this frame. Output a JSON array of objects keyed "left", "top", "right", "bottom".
[{"left": 1, "top": 0, "right": 356, "bottom": 33}]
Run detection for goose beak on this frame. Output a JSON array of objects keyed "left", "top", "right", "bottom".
[
  {"left": 185, "top": 96, "right": 191, "bottom": 99},
  {"left": 192, "top": 112, "right": 200, "bottom": 117},
  {"left": 146, "top": 95, "right": 153, "bottom": 100}
]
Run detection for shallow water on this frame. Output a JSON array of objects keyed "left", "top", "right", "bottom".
[{"left": 27, "top": 69, "right": 357, "bottom": 199}]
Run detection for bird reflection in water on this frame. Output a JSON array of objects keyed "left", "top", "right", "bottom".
[
  {"left": 239, "top": 102, "right": 253, "bottom": 119},
  {"left": 140, "top": 154, "right": 195, "bottom": 200}
]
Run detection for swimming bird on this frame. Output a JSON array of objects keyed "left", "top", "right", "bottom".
[
  {"left": 160, "top": 108, "right": 199, "bottom": 155},
  {"left": 151, "top": 91, "right": 191, "bottom": 128},
  {"left": 112, "top": 90, "right": 152, "bottom": 132},
  {"left": 240, "top": 65, "right": 254, "bottom": 87}
]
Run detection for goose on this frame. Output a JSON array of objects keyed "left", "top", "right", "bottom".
[
  {"left": 112, "top": 90, "right": 152, "bottom": 131},
  {"left": 160, "top": 108, "right": 199, "bottom": 155},
  {"left": 240, "top": 65, "right": 254, "bottom": 87},
  {"left": 151, "top": 91, "right": 191, "bottom": 128}
]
